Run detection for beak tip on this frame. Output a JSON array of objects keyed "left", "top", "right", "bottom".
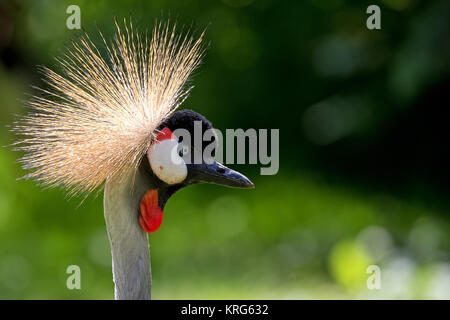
[{"left": 240, "top": 176, "right": 254, "bottom": 189}]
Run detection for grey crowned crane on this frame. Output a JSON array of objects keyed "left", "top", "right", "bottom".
[{"left": 12, "top": 20, "right": 253, "bottom": 300}]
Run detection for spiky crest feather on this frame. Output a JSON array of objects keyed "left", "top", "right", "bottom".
[{"left": 12, "top": 19, "right": 205, "bottom": 196}]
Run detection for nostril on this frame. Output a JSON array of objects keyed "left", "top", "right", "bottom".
[{"left": 216, "top": 167, "right": 226, "bottom": 174}]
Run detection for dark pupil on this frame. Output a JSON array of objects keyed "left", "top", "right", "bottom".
[{"left": 178, "top": 136, "right": 184, "bottom": 157}]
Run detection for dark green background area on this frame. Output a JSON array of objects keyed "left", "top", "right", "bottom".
[{"left": 0, "top": 0, "right": 449, "bottom": 299}]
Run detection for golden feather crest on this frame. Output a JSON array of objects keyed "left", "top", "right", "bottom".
[{"left": 13, "top": 20, "right": 205, "bottom": 196}]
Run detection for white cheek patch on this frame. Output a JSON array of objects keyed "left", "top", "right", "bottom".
[{"left": 148, "top": 139, "right": 187, "bottom": 184}]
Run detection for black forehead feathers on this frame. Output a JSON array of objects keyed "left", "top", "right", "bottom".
[
  {"left": 157, "top": 109, "right": 217, "bottom": 152},
  {"left": 158, "top": 109, "right": 213, "bottom": 134}
]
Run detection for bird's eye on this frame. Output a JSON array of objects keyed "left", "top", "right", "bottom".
[
  {"left": 147, "top": 139, "right": 187, "bottom": 184},
  {"left": 178, "top": 145, "right": 189, "bottom": 157}
]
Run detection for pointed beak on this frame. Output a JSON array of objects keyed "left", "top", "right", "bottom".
[{"left": 187, "top": 161, "right": 254, "bottom": 188}]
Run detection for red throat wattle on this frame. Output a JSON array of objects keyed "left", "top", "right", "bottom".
[{"left": 139, "top": 189, "right": 163, "bottom": 233}]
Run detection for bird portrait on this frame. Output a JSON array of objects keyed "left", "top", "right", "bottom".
[
  {"left": 12, "top": 19, "right": 253, "bottom": 300},
  {"left": 3, "top": 0, "right": 448, "bottom": 305}
]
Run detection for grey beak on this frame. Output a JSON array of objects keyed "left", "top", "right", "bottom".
[{"left": 187, "top": 160, "right": 254, "bottom": 188}]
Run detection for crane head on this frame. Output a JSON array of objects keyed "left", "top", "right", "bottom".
[
  {"left": 139, "top": 109, "right": 254, "bottom": 233},
  {"left": 12, "top": 20, "right": 252, "bottom": 235}
]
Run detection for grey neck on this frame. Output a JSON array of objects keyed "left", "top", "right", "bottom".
[{"left": 103, "top": 166, "right": 155, "bottom": 300}]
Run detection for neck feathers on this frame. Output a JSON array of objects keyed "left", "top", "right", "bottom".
[{"left": 103, "top": 167, "right": 155, "bottom": 300}]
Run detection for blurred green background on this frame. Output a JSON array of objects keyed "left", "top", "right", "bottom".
[{"left": 0, "top": 0, "right": 449, "bottom": 299}]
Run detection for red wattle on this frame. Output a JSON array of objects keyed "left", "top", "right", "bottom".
[{"left": 139, "top": 189, "right": 163, "bottom": 233}]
